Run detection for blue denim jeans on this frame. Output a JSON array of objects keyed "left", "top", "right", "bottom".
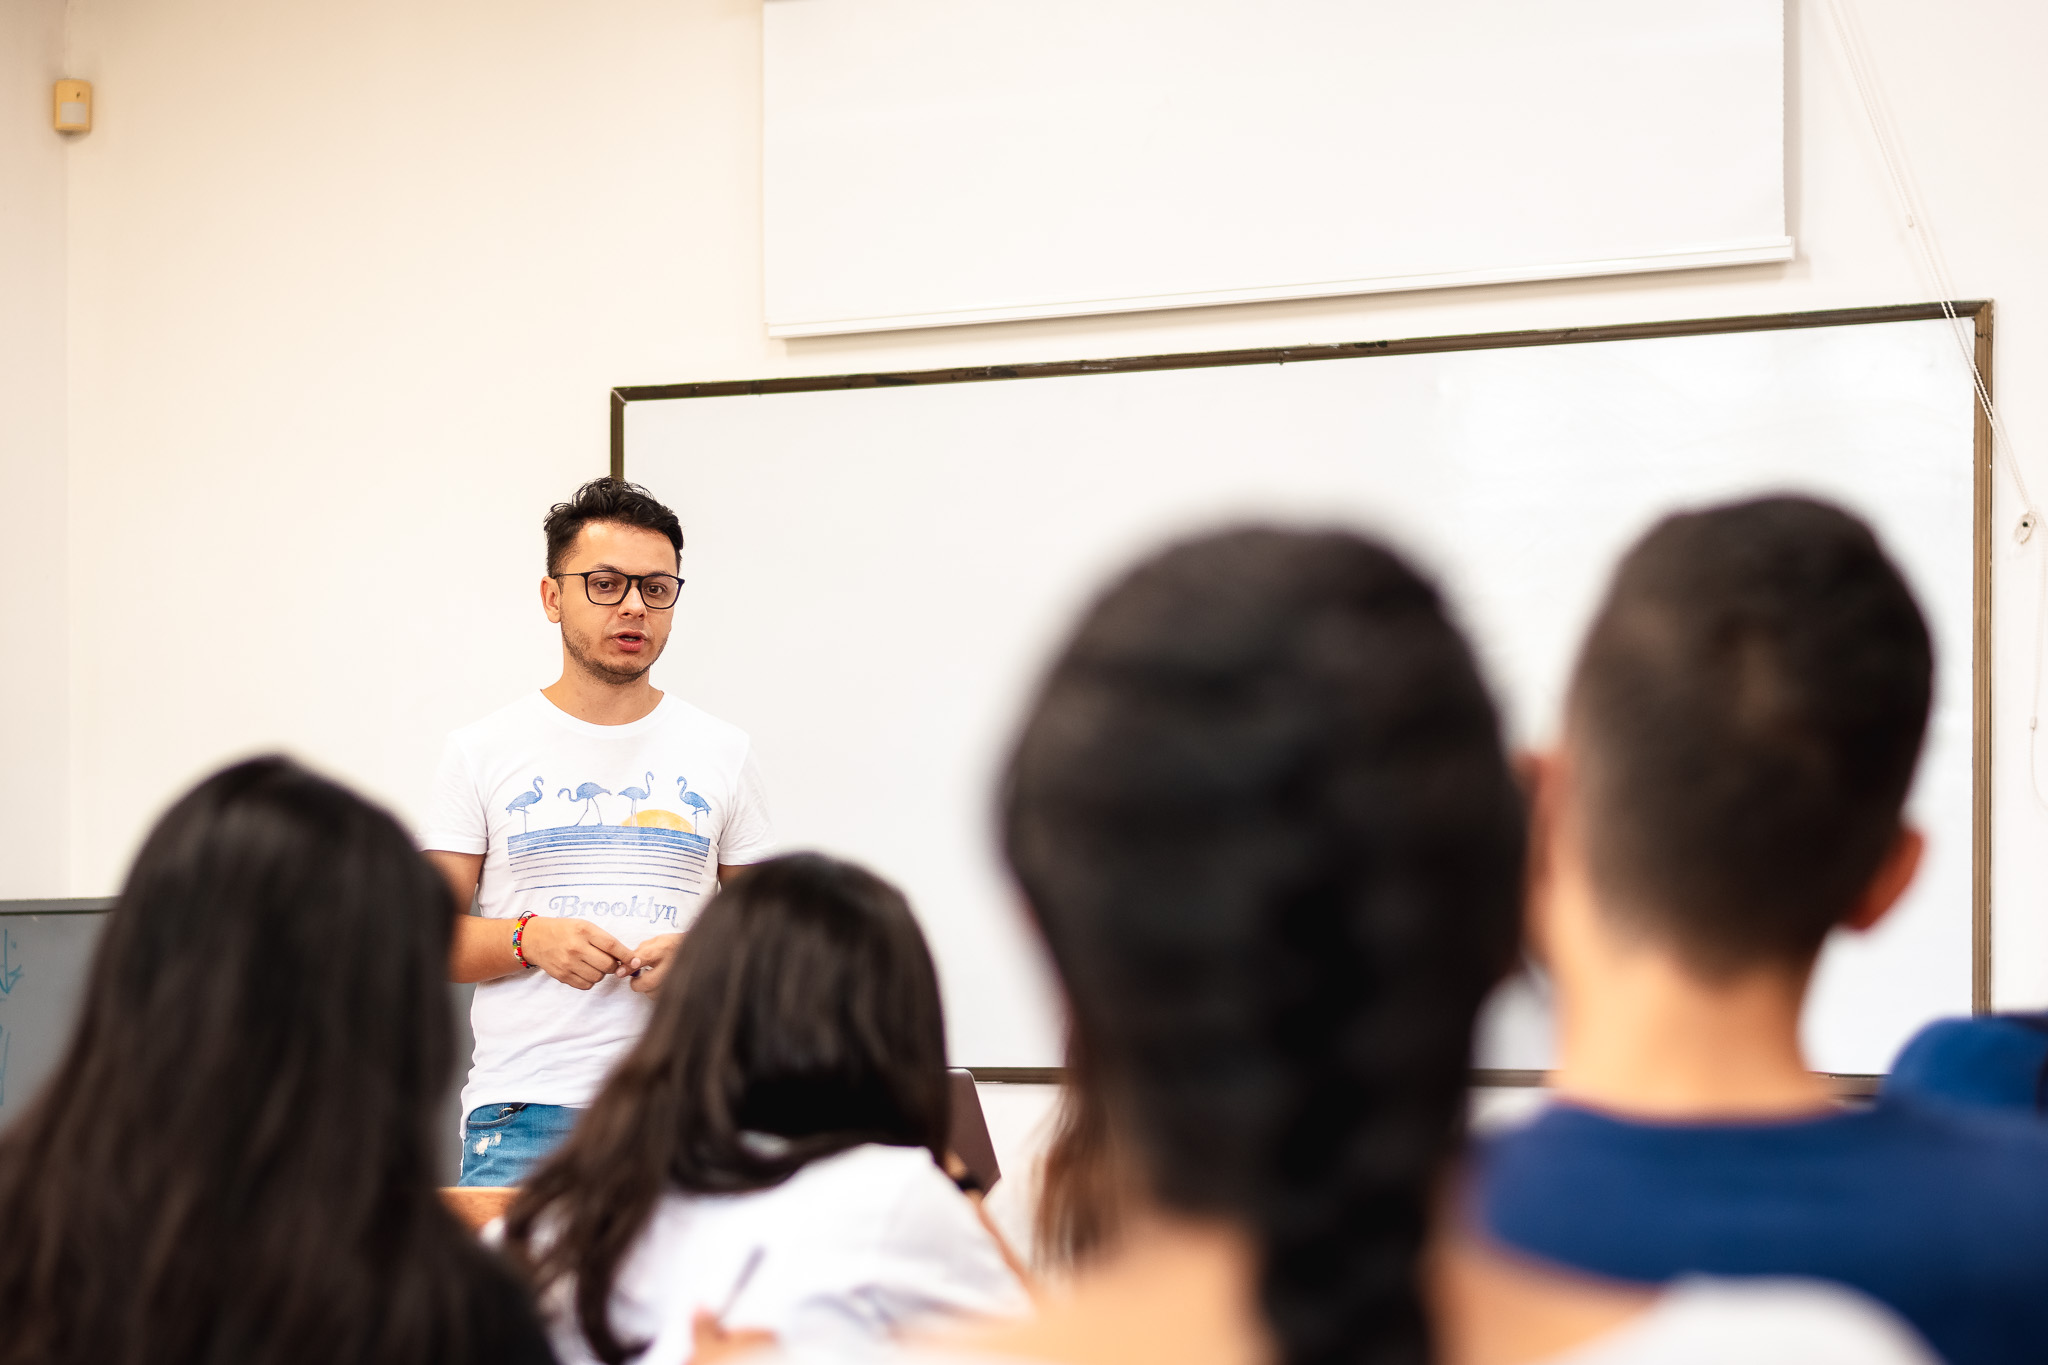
[{"left": 458, "top": 1102, "right": 582, "bottom": 1186}]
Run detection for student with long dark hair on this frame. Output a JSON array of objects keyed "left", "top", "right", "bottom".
[
  {"left": 503, "top": 852, "right": 1026, "bottom": 1365},
  {"left": 889, "top": 527, "right": 1930, "bottom": 1365},
  {"left": 0, "top": 757, "right": 557, "bottom": 1365}
]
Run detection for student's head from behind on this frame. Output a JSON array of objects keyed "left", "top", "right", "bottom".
[
  {"left": 1003, "top": 526, "right": 1525, "bottom": 1365},
  {"left": 1546, "top": 495, "right": 1932, "bottom": 980},
  {"left": 507, "top": 852, "right": 949, "bottom": 1364},
  {"left": 541, "top": 476, "right": 686, "bottom": 686},
  {"left": 0, "top": 756, "right": 497, "bottom": 1365}
]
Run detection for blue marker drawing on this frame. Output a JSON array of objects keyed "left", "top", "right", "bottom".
[{"left": 0, "top": 927, "right": 17, "bottom": 1106}]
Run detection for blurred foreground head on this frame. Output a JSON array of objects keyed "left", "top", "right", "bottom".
[
  {"left": 1003, "top": 527, "right": 1524, "bottom": 1365},
  {"left": 1562, "top": 495, "right": 1933, "bottom": 977},
  {"left": 0, "top": 756, "right": 507, "bottom": 1365}
]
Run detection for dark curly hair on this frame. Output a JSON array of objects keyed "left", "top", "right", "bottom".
[
  {"left": 544, "top": 477, "right": 684, "bottom": 575},
  {"left": 1003, "top": 527, "right": 1524, "bottom": 1365}
]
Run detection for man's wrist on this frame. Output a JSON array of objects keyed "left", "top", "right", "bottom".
[{"left": 511, "top": 911, "right": 540, "bottom": 968}]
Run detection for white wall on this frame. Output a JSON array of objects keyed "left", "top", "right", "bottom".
[
  {"left": 0, "top": 0, "right": 69, "bottom": 898},
  {"left": 60, "top": 0, "right": 772, "bottom": 892},
  {"left": 43, "top": 0, "right": 2048, "bottom": 1013}
]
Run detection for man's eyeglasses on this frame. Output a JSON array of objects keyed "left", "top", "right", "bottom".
[{"left": 556, "top": 571, "right": 684, "bottom": 610}]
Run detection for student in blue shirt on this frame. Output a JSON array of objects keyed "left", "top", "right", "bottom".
[
  {"left": 1886, "top": 1013, "right": 2048, "bottom": 1115},
  {"left": 1476, "top": 496, "right": 2048, "bottom": 1365}
]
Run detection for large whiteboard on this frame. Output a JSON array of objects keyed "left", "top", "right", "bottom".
[
  {"left": 629, "top": 311, "right": 1980, "bottom": 1074},
  {"left": 764, "top": 0, "right": 1790, "bottom": 336}
]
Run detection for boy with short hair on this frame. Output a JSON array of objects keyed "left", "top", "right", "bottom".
[{"left": 1479, "top": 496, "right": 2048, "bottom": 1365}]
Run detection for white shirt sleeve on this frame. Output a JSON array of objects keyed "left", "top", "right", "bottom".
[
  {"left": 718, "top": 748, "right": 776, "bottom": 865},
  {"left": 420, "top": 737, "right": 488, "bottom": 856}
]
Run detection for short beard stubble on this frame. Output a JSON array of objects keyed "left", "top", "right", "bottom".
[{"left": 564, "top": 625, "right": 662, "bottom": 686}]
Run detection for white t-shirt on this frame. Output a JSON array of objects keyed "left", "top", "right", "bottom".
[
  {"left": 424, "top": 690, "right": 775, "bottom": 1113},
  {"left": 1536, "top": 1278, "right": 1935, "bottom": 1365},
  {"left": 529, "top": 1143, "right": 1030, "bottom": 1365},
  {"left": 872, "top": 1277, "right": 1932, "bottom": 1365}
]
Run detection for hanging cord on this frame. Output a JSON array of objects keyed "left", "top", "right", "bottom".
[{"left": 1822, "top": 0, "right": 2048, "bottom": 809}]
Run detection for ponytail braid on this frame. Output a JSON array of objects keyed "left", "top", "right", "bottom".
[{"left": 1005, "top": 527, "right": 1523, "bottom": 1365}]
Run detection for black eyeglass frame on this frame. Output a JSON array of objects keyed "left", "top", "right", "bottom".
[{"left": 554, "top": 571, "right": 685, "bottom": 609}]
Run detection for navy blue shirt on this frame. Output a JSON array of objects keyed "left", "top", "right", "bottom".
[
  {"left": 1886, "top": 1013, "right": 2048, "bottom": 1115},
  {"left": 1477, "top": 1100, "right": 2048, "bottom": 1365}
]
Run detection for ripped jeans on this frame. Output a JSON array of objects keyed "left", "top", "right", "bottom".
[{"left": 458, "top": 1102, "right": 582, "bottom": 1187}]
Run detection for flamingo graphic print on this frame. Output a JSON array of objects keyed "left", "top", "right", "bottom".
[
  {"left": 618, "top": 772, "right": 655, "bottom": 817},
  {"left": 504, "top": 776, "right": 545, "bottom": 832},
  {"left": 676, "top": 776, "right": 713, "bottom": 828},
  {"left": 558, "top": 782, "right": 612, "bottom": 825},
  {"left": 502, "top": 773, "right": 714, "bottom": 917}
]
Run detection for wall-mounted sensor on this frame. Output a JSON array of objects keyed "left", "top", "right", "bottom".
[{"left": 53, "top": 80, "right": 92, "bottom": 133}]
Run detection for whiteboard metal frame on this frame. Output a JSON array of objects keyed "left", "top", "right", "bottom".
[
  {"left": 0, "top": 900, "right": 114, "bottom": 916},
  {"left": 609, "top": 299, "right": 1997, "bottom": 1073}
]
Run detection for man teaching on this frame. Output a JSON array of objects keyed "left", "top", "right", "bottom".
[{"left": 424, "top": 478, "right": 773, "bottom": 1186}]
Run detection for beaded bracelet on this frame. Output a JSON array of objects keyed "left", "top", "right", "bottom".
[{"left": 512, "top": 910, "right": 538, "bottom": 968}]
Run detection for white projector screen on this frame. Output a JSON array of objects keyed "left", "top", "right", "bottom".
[
  {"left": 764, "top": 0, "right": 1790, "bottom": 336},
  {"left": 627, "top": 306, "right": 1986, "bottom": 1074}
]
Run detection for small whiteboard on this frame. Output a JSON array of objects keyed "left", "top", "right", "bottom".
[
  {"left": 764, "top": 0, "right": 1790, "bottom": 335},
  {"left": 621, "top": 304, "right": 1989, "bottom": 1075},
  {"left": 0, "top": 909, "right": 107, "bottom": 1117}
]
